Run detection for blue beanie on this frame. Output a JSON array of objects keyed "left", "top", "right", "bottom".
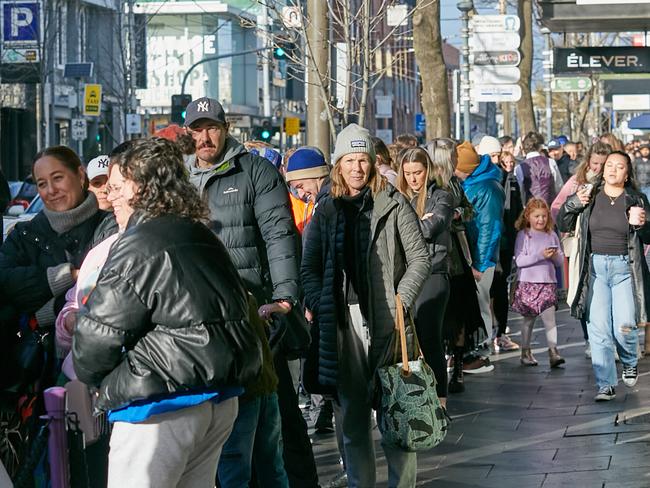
[{"left": 285, "top": 146, "right": 330, "bottom": 182}]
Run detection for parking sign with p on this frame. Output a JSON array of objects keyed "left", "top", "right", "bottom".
[{"left": 2, "top": 1, "right": 39, "bottom": 43}]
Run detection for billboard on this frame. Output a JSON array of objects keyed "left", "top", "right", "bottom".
[{"left": 554, "top": 47, "right": 650, "bottom": 74}]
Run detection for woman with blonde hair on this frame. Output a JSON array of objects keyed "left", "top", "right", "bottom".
[
  {"left": 302, "top": 124, "right": 430, "bottom": 487},
  {"left": 396, "top": 147, "right": 453, "bottom": 408}
]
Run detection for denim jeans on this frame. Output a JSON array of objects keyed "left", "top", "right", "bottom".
[
  {"left": 587, "top": 254, "right": 639, "bottom": 389},
  {"left": 217, "top": 393, "right": 289, "bottom": 488}
]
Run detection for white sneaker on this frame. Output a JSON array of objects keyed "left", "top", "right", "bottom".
[
  {"left": 585, "top": 342, "right": 592, "bottom": 359},
  {"left": 622, "top": 366, "right": 639, "bottom": 388}
]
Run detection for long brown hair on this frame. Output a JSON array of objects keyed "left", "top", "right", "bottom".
[
  {"left": 330, "top": 154, "right": 386, "bottom": 198},
  {"left": 397, "top": 147, "right": 436, "bottom": 217},
  {"left": 575, "top": 141, "right": 611, "bottom": 185},
  {"left": 515, "top": 198, "right": 554, "bottom": 233}
]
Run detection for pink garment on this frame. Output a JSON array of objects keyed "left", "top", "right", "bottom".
[
  {"left": 551, "top": 174, "right": 578, "bottom": 222},
  {"left": 378, "top": 164, "right": 398, "bottom": 186},
  {"left": 55, "top": 233, "right": 120, "bottom": 357},
  {"left": 514, "top": 229, "right": 564, "bottom": 283}
]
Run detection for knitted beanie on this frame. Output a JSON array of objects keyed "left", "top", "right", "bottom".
[
  {"left": 456, "top": 141, "right": 481, "bottom": 175},
  {"left": 285, "top": 146, "right": 330, "bottom": 182},
  {"left": 477, "top": 136, "right": 502, "bottom": 156},
  {"left": 332, "top": 123, "right": 376, "bottom": 165}
]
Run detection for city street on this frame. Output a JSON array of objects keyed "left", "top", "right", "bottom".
[{"left": 310, "top": 308, "right": 650, "bottom": 487}]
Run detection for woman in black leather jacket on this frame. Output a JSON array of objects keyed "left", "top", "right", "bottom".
[
  {"left": 0, "top": 146, "right": 115, "bottom": 387},
  {"left": 397, "top": 147, "right": 453, "bottom": 407},
  {"left": 73, "top": 137, "right": 263, "bottom": 487}
]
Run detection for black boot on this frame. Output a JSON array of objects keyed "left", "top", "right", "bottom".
[
  {"left": 314, "top": 399, "right": 335, "bottom": 434},
  {"left": 448, "top": 349, "right": 465, "bottom": 393}
]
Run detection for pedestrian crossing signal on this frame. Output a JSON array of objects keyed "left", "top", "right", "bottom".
[
  {"left": 273, "top": 42, "right": 294, "bottom": 60},
  {"left": 171, "top": 94, "right": 192, "bottom": 125}
]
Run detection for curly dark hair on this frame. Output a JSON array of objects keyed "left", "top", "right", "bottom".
[{"left": 116, "top": 137, "right": 208, "bottom": 222}]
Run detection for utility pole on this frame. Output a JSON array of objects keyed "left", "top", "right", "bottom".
[
  {"left": 306, "top": 0, "right": 330, "bottom": 156},
  {"left": 127, "top": 0, "right": 137, "bottom": 138},
  {"left": 261, "top": 4, "right": 271, "bottom": 117},
  {"left": 457, "top": 1, "right": 473, "bottom": 141},
  {"left": 499, "top": 0, "right": 512, "bottom": 137}
]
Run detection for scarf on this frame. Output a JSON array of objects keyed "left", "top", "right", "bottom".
[{"left": 43, "top": 192, "right": 99, "bottom": 234}]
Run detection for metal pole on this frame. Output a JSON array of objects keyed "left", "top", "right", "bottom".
[
  {"left": 127, "top": 0, "right": 137, "bottom": 138},
  {"left": 542, "top": 27, "right": 553, "bottom": 140},
  {"left": 261, "top": 4, "right": 271, "bottom": 117},
  {"left": 181, "top": 49, "right": 266, "bottom": 96},
  {"left": 457, "top": 1, "right": 473, "bottom": 141},
  {"left": 499, "top": 0, "right": 512, "bottom": 137},
  {"left": 453, "top": 69, "right": 461, "bottom": 140},
  {"left": 307, "top": 0, "right": 330, "bottom": 156}
]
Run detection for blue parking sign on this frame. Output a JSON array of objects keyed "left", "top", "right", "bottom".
[{"left": 2, "top": 1, "right": 39, "bottom": 43}]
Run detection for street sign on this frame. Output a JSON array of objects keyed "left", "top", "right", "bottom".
[
  {"left": 470, "top": 15, "right": 520, "bottom": 33},
  {"left": 375, "top": 95, "right": 392, "bottom": 118},
  {"left": 554, "top": 47, "right": 650, "bottom": 75},
  {"left": 471, "top": 50, "right": 521, "bottom": 67},
  {"left": 1, "top": 1, "right": 41, "bottom": 66},
  {"left": 551, "top": 77, "right": 592, "bottom": 92},
  {"left": 471, "top": 66, "right": 521, "bottom": 85},
  {"left": 387, "top": 4, "right": 408, "bottom": 27},
  {"left": 71, "top": 118, "right": 87, "bottom": 141},
  {"left": 126, "top": 113, "right": 141, "bottom": 134},
  {"left": 470, "top": 32, "right": 521, "bottom": 51},
  {"left": 281, "top": 6, "right": 302, "bottom": 28},
  {"left": 1, "top": 46, "right": 37, "bottom": 63},
  {"left": 612, "top": 94, "right": 650, "bottom": 111},
  {"left": 285, "top": 117, "right": 300, "bottom": 136},
  {"left": 470, "top": 84, "right": 522, "bottom": 102},
  {"left": 83, "top": 84, "right": 102, "bottom": 116},
  {"left": 415, "top": 113, "right": 425, "bottom": 133}
]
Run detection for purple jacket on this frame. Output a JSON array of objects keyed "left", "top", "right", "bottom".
[{"left": 515, "top": 229, "right": 563, "bottom": 283}]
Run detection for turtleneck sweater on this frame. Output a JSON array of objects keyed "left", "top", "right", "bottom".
[{"left": 43, "top": 192, "right": 99, "bottom": 235}]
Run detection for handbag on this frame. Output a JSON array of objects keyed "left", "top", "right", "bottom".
[
  {"left": 563, "top": 214, "right": 582, "bottom": 306},
  {"left": 267, "top": 305, "right": 311, "bottom": 360},
  {"left": 375, "top": 294, "right": 449, "bottom": 452}
]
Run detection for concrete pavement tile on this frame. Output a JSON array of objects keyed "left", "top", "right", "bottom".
[
  {"left": 541, "top": 466, "right": 650, "bottom": 487},
  {"left": 489, "top": 455, "right": 610, "bottom": 475}
]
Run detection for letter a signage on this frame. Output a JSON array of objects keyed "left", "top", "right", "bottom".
[
  {"left": 83, "top": 84, "right": 102, "bottom": 116},
  {"left": 554, "top": 47, "right": 650, "bottom": 75}
]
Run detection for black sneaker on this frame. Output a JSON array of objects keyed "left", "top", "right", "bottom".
[
  {"left": 622, "top": 366, "right": 639, "bottom": 387},
  {"left": 594, "top": 386, "right": 616, "bottom": 402}
]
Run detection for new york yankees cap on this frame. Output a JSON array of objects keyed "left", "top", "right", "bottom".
[
  {"left": 86, "top": 155, "right": 110, "bottom": 181},
  {"left": 184, "top": 97, "right": 227, "bottom": 127}
]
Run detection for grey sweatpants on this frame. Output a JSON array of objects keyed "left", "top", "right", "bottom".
[
  {"left": 107, "top": 397, "right": 238, "bottom": 488},
  {"left": 333, "top": 304, "right": 417, "bottom": 488}
]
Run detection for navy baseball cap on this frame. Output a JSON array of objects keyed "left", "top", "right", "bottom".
[
  {"left": 547, "top": 139, "right": 562, "bottom": 149},
  {"left": 184, "top": 97, "right": 227, "bottom": 127}
]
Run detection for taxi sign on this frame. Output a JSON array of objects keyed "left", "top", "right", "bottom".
[
  {"left": 285, "top": 117, "right": 300, "bottom": 136},
  {"left": 83, "top": 84, "right": 102, "bottom": 116}
]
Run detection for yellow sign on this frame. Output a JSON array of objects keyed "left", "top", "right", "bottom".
[
  {"left": 285, "top": 117, "right": 300, "bottom": 136},
  {"left": 83, "top": 84, "right": 102, "bottom": 116}
]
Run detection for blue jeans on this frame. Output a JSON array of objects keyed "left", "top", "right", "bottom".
[
  {"left": 587, "top": 254, "right": 639, "bottom": 389},
  {"left": 217, "top": 393, "right": 288, "bottom": 488}
]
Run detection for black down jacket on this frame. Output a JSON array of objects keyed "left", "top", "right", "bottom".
[
  {"left": 557, "top": 185, "right": 650, "bottom": 324},
  {"left": 73, "top": 213, "right": 263, "bottom": 412},
  {"left": 411, "top": 182, "right": 454, "bottom": 275},
  {"left": 187, "top": 137, "right": 300, "bottom": 304}
]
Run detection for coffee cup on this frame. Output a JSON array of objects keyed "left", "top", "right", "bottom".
[{"left": 629, "top": 206, "right": 644, "bottom": 226}]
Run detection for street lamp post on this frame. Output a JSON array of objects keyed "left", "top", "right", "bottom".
[{"left": 457, "top": 1, "right": 473, "bottom": 141}]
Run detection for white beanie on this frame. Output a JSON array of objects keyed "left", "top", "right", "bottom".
[
  {"left": 477, "top": 136, "right": 502, "bottom": 156},
  {"left": 332, "top": 123, "right": 376, "bottom": 164}
]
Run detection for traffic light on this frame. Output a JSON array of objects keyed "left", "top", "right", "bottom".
[
  {"left": 171, "top": 94, "right": 192, "bottom": 125},
  {"left": 273, "top": 42, "right": 295, "bottom": 61},
  {"left": 252, "top": 120, "right": 274, "bottom": 143}
]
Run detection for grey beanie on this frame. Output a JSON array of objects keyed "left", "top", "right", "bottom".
[{"left": 332, "top": 123, "right": 376, "bottom": 164}]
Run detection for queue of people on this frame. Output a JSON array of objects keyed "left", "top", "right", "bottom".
[{"left": 0, "top": 103, "right": 648, "bottom": 488}]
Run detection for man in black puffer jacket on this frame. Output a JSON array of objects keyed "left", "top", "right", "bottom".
[{"left": 184, "top": 98, "right": 318, "bottom": 488}]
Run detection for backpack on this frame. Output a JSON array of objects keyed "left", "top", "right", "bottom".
[{"left": 522, "top": 155, "right": 555, "bottom": 205}]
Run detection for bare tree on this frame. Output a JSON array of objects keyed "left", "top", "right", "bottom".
[
  {"left": 413, "top": 0, "right": 450, "bottom": 139},
  {"left": 516, "top": 0, "right": 536, "bottom": 134}
]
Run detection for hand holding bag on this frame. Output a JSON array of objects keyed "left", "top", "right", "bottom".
[{"left": 375, "top": 294, "right": 449, "bottom": 452}]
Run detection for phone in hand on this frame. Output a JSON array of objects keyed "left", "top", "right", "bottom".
[{"left": 579, "top": 183, "right": 594, "bottom": 194}]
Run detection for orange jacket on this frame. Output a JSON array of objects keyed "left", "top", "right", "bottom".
[{"left": 290, "top": 193, "right": 314, "bottom": 235}]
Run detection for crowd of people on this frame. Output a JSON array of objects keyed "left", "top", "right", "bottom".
[{"left": 0, "top": 97, "right": 648, "bottom": 488}]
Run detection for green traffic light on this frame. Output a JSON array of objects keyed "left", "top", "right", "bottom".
[
  {"left": 261, "top": 130, "right": 271, "bottom": 140},
  {"left": 276, "top": 47, "right": 285, "bottom": 57}
]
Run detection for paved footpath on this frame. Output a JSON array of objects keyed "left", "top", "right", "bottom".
[{"left": 308, "top": 307, "right": 650, "bottom": 487}]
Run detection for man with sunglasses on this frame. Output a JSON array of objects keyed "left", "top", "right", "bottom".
[{"left": 183, "top": 97, "right": 319, "bottom": 488}]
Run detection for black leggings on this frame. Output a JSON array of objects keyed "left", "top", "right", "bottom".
[
  {"left": 414, "top": 273, "right": 450, "bottom": 398},
  {"left": 491, "top": 249, "right": 513, "bottom": 337}
]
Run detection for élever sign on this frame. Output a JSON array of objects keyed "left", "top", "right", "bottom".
[{"left": 554, "top": 47, "right": 650, "bottom": 75}]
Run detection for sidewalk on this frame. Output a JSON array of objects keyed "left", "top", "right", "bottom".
[{"left": 308, "top": 307, "right": 650, "bottom": 487}]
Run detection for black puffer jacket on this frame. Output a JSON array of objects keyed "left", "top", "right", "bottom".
[
  {"left": 187, "top": 137, "right": 300, "bottom": 304},
  {"left": 0, "top": 202, "right": 116, "bottom": 321},
  {"left": 557, "top": 184, "right": 650, "bottom": 324},
  {"left": 411, "top": 182, "right": 453, "bottom": 274},
  {"left": 73, "top": 213, "right": 263, "bottom": 412}
]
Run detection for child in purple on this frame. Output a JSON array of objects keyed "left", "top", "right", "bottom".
[{"left": 512, "top": 198, "right": 566, "bottom": 368}]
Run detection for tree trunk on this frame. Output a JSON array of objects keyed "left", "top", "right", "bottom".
[
  {"left": 516, "top": 0, "right": 536, "bottom": 135},
  {"left": 413, "top": 0, "right": 450, "bottom": 139},
  {"left": 358, "top": 0, "right": 371, "bottom": 126}
]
